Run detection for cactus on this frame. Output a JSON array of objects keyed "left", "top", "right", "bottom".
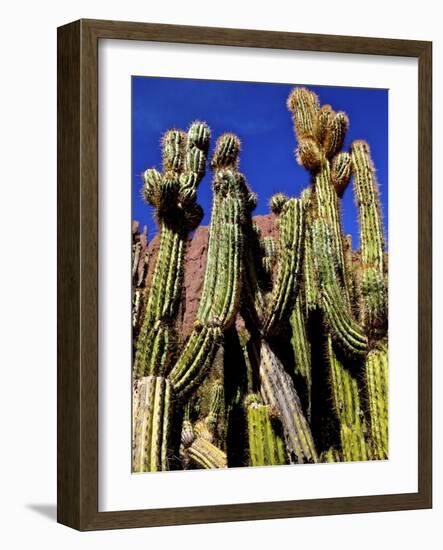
[
  {"left": 169, "top": 133, "right": 251, "bottom": 398},
  {"left": 187, "top": 437, "right": 228, "bottom": 469},
  {"left": 134, "top": 122, "right": 210, "bottom": 379},
  {"left": 351, "top": 140, "right": 388, "bottom": 339},
  {"left": 289, "top": 296, "right": 312, "bottom": 417},
  {"left": 259, "top": 341, "right": 318, "bottom": 463},
  {"left": 246, "top": 395, "right": 286, "bottom": 467},
  {"left": 327, "top": 336, "right": 369, "bottom": 461},
  {"left": 132, "top": 85, "right": 388, "bottom": 470},
  {"left": 132, "top": 376, "right": 173, "bottom": 472},
  {"left": 365, "top": 344, "right": 388, "bottom": 459},
  {"left": 263, "top": 196, "right": 305, "bottom": 335}
]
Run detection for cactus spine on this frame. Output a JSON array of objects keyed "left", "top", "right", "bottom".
[{"left": 351, "top": 140, "right": 388, "bottom": 339}]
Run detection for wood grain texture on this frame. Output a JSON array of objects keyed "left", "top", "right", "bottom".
[
  {"left": 57, "top": 20, "right": 81, "bottom": 528},
  {"left": 57, "top": 19, "right": 432, "bottom": 531}
]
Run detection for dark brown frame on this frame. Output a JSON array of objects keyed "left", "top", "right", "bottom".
[{"left": 57, "top": 18, "right": 432, "bottom": 531}]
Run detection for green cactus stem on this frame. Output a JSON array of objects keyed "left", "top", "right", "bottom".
[
  {"left": 132, "top": 376, "right": 173, "bottom": 472},
  {"left": 288, "top": 88, "right": 351, "bottom": 301},
  {"left": 263, "top": 196, "right": 305, "bottom": 335},
  {"left": 205, "top": 380, "right": 224, "bottom": 431},
  {"left": 259, "top": 341, "right": 318, "bottom": 463},
  {"left": 169, "top": 325, "right": 223, "bottom": 398},
  {"left": 246, "top": 396, "right": 286, "bottom": 467},
  {"left": 134, "top": 122, "right": 210, "bottom": 379},
  {"left": 303, "top": 218, "right": 318, "bottom": 313},
  {"left": 261, "top": 235, "right": 277, "bottom": 280},
  {"left": 187, "top": 437, "right": 228, "bottom": 469},
  {"left": 343, "top": 234, "right": 358, "bottom": 312},
  {"left": 351, "top": 140, "right": 387, "bottom": 339},
  {"left": 365, "top": 344, "right": 388, "bottom": 459},
  {"left": 169, "top": 134, "right": 250, "bottom": 398},
  {"left": 311, "top": 218, "right": 368, "bottom": 356},
  {"left": 289, "top": 296, "right": 312, "bottom": 416},
  {"left": 240, "top": 222, "right": 267, "bottom": 330},
  {"left": 327, "top": 336, "right": 369, "bottom": 462}
]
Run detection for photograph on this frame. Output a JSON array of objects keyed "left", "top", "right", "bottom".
[{"left": 131, "top": 76, "right": 389, "bottom": 473}]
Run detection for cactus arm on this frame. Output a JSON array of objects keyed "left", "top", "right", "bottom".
[
  {"left": 289, "top": 296, "right": 312, "bottom": 416},
  {"left": 246, "top": 399, "right": 286, "bottom": 467},
  {"left": 351, "top": 140, "right": 388, "bottom": 338},
  {"left": 134, "top": 122, "right": 210, "bottom": 380},
  {"left": 313, "top": 163, "right": 349, "bottom": 297},
  {"left": 169, "top": 135, "right": 249, "bottom": 399},
  {"left": 327, "top": 336, "right": 369, "bottom": 462},
  {"left": 365, "top": 344, "right": 388, "bottom": 459},
  {"left": 263, "top": 197, "right": 305, "bottom": 334},
  {"left": 312, "top": 218, "right": 368, "bottom": 356},
  {"left": 196, "top": 194, "right": 222, "bottom": 322},
  {"left": 303, "top": 220, "right": 318, "bottom": 313},
  {"left": 240, "top": 223, "right": 267, "bottom": 329},
  {"left": 187, "top": 437, "right": 228, "bottom": 469},
  {"left": 132, "top": 376, "right": 173, "bottom": 472},
  {"left": 259, "top": 341, "right": 318, "bottom": 463},
  {"left": 169, "top": 326, "right": 222, "bottom": 398}
]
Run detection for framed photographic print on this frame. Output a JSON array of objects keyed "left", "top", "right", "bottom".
[{"left": 57, "top": 19, "right": 432, "bottom": 530}]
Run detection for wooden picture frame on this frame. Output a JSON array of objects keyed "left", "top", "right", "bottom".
[{"left": 57, "top": 19, "right": 432, "bottom": 531}]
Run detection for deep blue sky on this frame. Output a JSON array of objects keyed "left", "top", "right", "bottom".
[{"left": 132, "top": 77, "right": 388, "bottom": 249}]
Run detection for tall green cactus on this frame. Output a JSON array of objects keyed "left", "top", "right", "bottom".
[
  {"left": 327, "top": 336, "right": 369, "bottom": 461},
  {"left": 365, "top": 344, "right": 388, "bottom": 459},
  {"left": 286, "top": 88, "right": 382, "bottom": 461},
  {"left": 351, "top": 140, "right": 388, "bottom": 339},
  {"left": 169, "top": 133, "right": 252, "bottom": 398},
  {"left": 245, "top": 394, "right": 286, "bottom": 467},
  {"left": 263, "top": 196, "right": 305, "bottom": 335},
  {"left": 132, "top": 376, "right": 173, "bottom": 472},
  {"left": 134, "top": 122, "right": 210, "bottom": 379},
  {"left": 352, "top": 140, "right": 388, "bottom": 459}
]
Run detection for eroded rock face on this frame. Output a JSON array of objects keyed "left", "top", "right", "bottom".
[{"left": 141, "top": 214, "right": 277, "bottom": 339}]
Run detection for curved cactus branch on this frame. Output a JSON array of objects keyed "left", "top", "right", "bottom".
[
  {"left": 134, "top": 122, "right": 210, "bottom": 379},
  {"left": 187, "top": 437, "right": 228, "bottom": 469},
  {"left": 263, "top": 196, "right": 305, "bottom": 335},
  {"left": 169, "top": 134, "right": 251, "bottom": 399},
  {"left": 246, "top": 396, "right": 286, "bottom": 467},
  {"left": 259, "top": 341, "right": 318, "bottom": 463}
]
